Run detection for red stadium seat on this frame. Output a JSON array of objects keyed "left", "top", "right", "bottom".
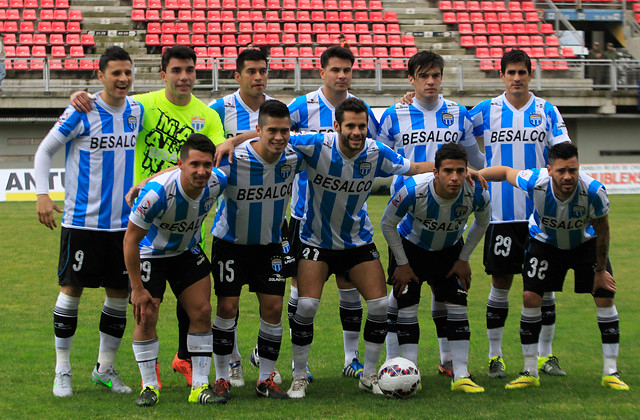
[
  {"left": 176, "top": 22, "right": 189, "bottom": 33},
  {"left": 546, "top": 47, "right": 560, "bottom": 58},
  {"left": 132, "top": 9, "right": 145, "bottom": 21},
  {"left": 145, "top": 34, "right": 159, "bottom": 45},
  {"left": 13, "top": 59, "right": 29, "bottom": 70},
  {"left": 221, "top": 10, "right": 235, "bottom": 21},
  {"left": 49, "top": 58, "right": 63, "bottom": 70},
  {"left": 266, "top": 33, "right": 280, "bottom": 44},
  {"left": 146, "top": 10, "right": 160, "bottom": 21},
  {"left": 67, "top": 22, "right": 82, "bottom": 33},
  {"left": 299, "top": 33, "right": 312, "bottom": 45},
  {"left": 508, "top": 2, "right": 521, "bottom": 12},
  {"left": 489, "top": 35, "right": 503, "bottom": 46},
  {"left": 66, "top": 34, "right": 81, "bottom": 45},
  {"left": 284, "top": 22, "right": 297, "bottom": 33},
  {"left": 178, "top": 10, "right": 193, "bottom": 21},
  {"left": 237, "top": 10, "right": 251, "bottom": 21},
  {"left": 221, "top": 34, "right": 236, "bottom": 45},
  {"left": 206, "top": 34, "right": 221, "bottom": 45},
  {"left": 51, "top": 46, "right": 66, "bottom": 57},
  {"left": 460, "top": 35, "right": 474, "bottom": 48},
  {"left": 517, "top": 35, "right": 531, "bottom": 46},
  {"left": 439, "top": 1, "right": 452, "bottom": 10},
  {"left": 81, "top": 34, "right": 96, "bottom": 46},
  {"left": 64, "top": 59, "right": 80, "bottom": 70},
  {"left": 546, "top": 35, "right": 560, "bottom": 47},
  {"left": 3, "top": 21, "right": 18, "bottom": 33},
  {"left": 475, "top": 35, "right": 488, "bottom": 47},
  {"left": 540, "top": 23, "right": 554, "bottom": 34},
  {"left": 254, "top": 22, "right": 267, "bottom": 32},
  {"left": 222, "top": 22, "right": 236, "bottom": 33},
  {"left": 33, "top": 34, "right": 48, "bottom": 45},
  {"left": 207, "top": 22, "right": 221, "bottom": 33},
  {"left": 267, "top": 22, "right": 281, "bottom": 32},
  {"left": 160, "top": 34, "right": 176, "bottom": 46},
  {"left": 70, "top": 46, "right": 85, "bottom": 58},
  {"left": 175, "top": 34, "right": 190, "bottom": 45},
  {"left": 30, "top": 58, "right": 44, "bottom": 70},
  {"left": 15, "top": 46, "right": 31, "bottom": 58},
  {"left": 207, "top": 10, "right": 220, "bottom": 21},
  {"left": 19, "top": 21, "right": 35, "bottom": 33},
  {"left": 162, "top": 10, "right": 176, "bottom": 21},
  {"left": 22, "top": 9, "right": 37, "bottom": 20},
  {"left": 49, "top": 34, "right": 64, "bottom": 45},
  {"left": 40, "top": 0, "right": 54, "bottom": 7},
  {"left": 473, "top": 23, "right": 487, "bottom": 34},
  {"left": 370, "top": 11, "right": 383, "bottom": 22},
  {"left": 484, "top": 12, "right": 498, "bottom": 22},
  {"left": 162, "top": 22, "right": 176, "bottom": 33},
  {"left": 32, "top": 45, "right": 46, "bottom": 57}
]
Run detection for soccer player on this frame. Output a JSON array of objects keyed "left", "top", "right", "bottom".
[
  {"left": 34, "top": 46, "right": 142, "bottom": 398},
  {"left": 209, "top": 100, "right": 307, "bottom": 401},
  {"left": 72, "top": 45, "right": 226, "bottom": 387},
  {"left": 381, "top": 143, "right": 490, "bottom": 393},
  {"left": 468, "top": 49, "right": 571, "bottom": 378},
  {"left": 286, "top": 98, "right": 433, "bottom": 398},
  {"left": 478, "top": 142, "right": 629, "bottom": 391},
  {"left": 208, "top": 49, "right": 280, "bottom": 387},
  {"left": 124, "top": 134, "right": 228, "bottom": 406},
  {"left": 286, "top": 46, "right": 380, "bottom": 379},
  {"left": 377, "top": 50, "right": 485, "bottom": 377}
]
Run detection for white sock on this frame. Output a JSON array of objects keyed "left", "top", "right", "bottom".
[
  {"left": 97, "top": 296, "right": 128, "bottom": 372},
  {"left": 522, "top": 307, "right": 541, "bottom": 377},
  {"left": 598, "top": 306, "right": 619, "bottom": 375},
  {"left": 133, "top": 338, "right": 160, "bottom": 388},
  {"left": 447, "top": 304, "right": 470, "bottom": 381},
  {"left": 385, "top": 292, "right": 399, "bottom": 360},
  {"left": 339, "top": 288, "right": 362, "bottom": 364},
  {"left": 398, "top": 304, "right": 419, "bottom": 365},
  {"left": 432, "top": 296, "right": 450, "bottom": 363},
  {"left": 538, "top": 292, "right": 555, "bottom": 357},
  {"left": 188, "top": 332, "right": 213, "bottom": 389},
  {"left": 54, "top": 292, "right": 80, "bottom": 374}
]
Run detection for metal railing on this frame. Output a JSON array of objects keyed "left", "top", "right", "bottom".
[{"left": 2, "top": 56, "right": 639, "bottom": 94}]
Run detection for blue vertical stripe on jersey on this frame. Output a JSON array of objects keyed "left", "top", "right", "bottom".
[
  {"left": 221, "top": 199, "right": 236, "bottom": 242},
  {"left": 415, "top": 144, "right": 427, "bottom": 162},
  {"left": 72, "top": 149, "right": 91, "bottom": 226},
  {"left": 249, "top": 155, "right": 263, "bottom": 186},
  {"left": 198, "top": 184, "right": 210, "bottom": 217},
  {"left": 390, "top": 108, "right": 400, "bottom": 139},
  {"left": 501, "top": 144, "right": 514, "bottom": 220},
  {"left": 98, "top": 150, "right": 114, "bottom": 229},
  {"left": 356, "top": 206, "right": 373, "bottom": 244},
  {"left": 247, "top": 201, "right": 263, "bottom": 244},
  {"left": 235, "top": 96, "right": 251, "bottom": 131},
  {"left": 144, "top": 225, "right": 160, "bottom": 249},
  {"left": 165, "top": 232, "right": 183, "bottom": 251},
  {"left": 121, "top": 149, "right": 135, "bottom": 228},
  {"left": 58, "top": 109, "right": 82, "bottom": 137},
  {"left": 290, "top": 95, "right": 309, "bottom": 131},
  {"left": 272, "top": 199, "right": 284, "bottom": 243},
  {"left": 319, "top": 98, "right": 334, "bottom": 128},
  {"left": 410, "top": 105, "right": 426, "bottom": 129},
  {"left": 340, "top": 194, "right": 359, "bottom": 247},
  {"left": 500, "top": 103, "right": 513, "bottom": 128},
  {"left": 96, "top": 102, "right": 114, "bottom": 134},
  {"left": 588, "top": 181, "right": 606, "bottom": 216},
  {"left": 79, "top": 113, "right": 91, "bottom": 137},
  {"left": 524, "top": 101, "right": 536, "bottom": 128},
  {"left": 328, "top": 144, "right": 343, "bottom": 177},
  {"left": 524, "top": 143, "right": 537, "bottom": 216},
  {"left": 484, "top": 143, "right": 494, "bottom": 167},
  {"left": 211, "top": 99, "right": 225, "bottom": 123},
  {"left": 544, "top": 186, "right": 558, "bottom": 247},
  {"left": 175, "top": 187, "right": 190, "bottom": 222},
  {"left": 319, "top": 191, "right": 337, "bottom": 248}
]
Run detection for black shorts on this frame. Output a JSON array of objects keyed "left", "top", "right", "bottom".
[
  {"left": 281, "top": 217, "right": 301, "bottom": 278},
  {"left": 522, "top": 238, "right": 614, "bottom": 298},
  {"left": 389, "top": 238, "right": 467, "bottom": 308},
  {"left": 140, "top": 245, "right": 211, "bottom": 300},
  {"left": 298, "top": 242, "right": 380, "bottom": 277},
  {"left": 212, "top": 238, "right": 287, "bottom": 297},
  {"left": 57, "top": 227, "right": 128, "bottom": 289},
  {"left": 483, "top": 222, "right": 529, "bottom": 275}
]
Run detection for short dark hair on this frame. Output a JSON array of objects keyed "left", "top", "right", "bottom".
[
  {"left": 407, "top": 50, "right": 444, "bottom": 77},
  {"left": 435, "top": 143, "right": 468, "bottom": 169},
  {"left": 320, "top": 45, "right": 355, "bottom": 68},
  {"left": 501, "top": 49, "right": 532, "bottom": 75},
  {"left": 98, "top": 46, "right": 132, "bottom": 73},
  {"left": 161, "top": 45, "right": 197, "bottom": 72},
  {"left": 180, "top": 133, "right": 216, "bottom": 160},
  {"left": 548, "top": 142, "right": 578, "bottom": 163},
  {"left": 258, "top": 100, "right": 290, "bottom": 127},
  {"left": 335, "top": 97, "right": 368, "bottom": 126},
  {"left": 236, "top": 48, "right": 268, "bottom": 73}
]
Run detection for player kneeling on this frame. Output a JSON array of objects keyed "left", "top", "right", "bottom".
[
  {"left": 381, "top": 143, "right": 490, "bottom": 393},
  {"left": 124, "top": 135, "right": 228, "bottom": 406}
]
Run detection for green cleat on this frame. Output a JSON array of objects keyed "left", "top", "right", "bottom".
[
  {"left": 602, "top": 373, "right": 629, "bottom": 391},
  {"left": 451, "top": 376, "right": 485, "bottom": 393},
  {"left": 488, "top": 356, "right": 506, "bottom": 378},
  {"left": 188, "top": 384, "right": 227, "bottom": 404},
  {"left": 538, "top": 355, "right": 566, "bottom": 376},
  {"left": 92, "top": 366, "right": 132, "bottom": 393},
  {"left": 505, "top": 372, "right": 540, "bottom": 390},
  {"left": 135, "top": 385, "right": 159, "bottom": 407}
]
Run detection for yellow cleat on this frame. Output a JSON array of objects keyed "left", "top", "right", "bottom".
[
  {"left": 451, "top": 376, "right": 485, "bottom": 393},
  {"left": 188, "top": 384, "right": 227, "bottom": 404},
  {"left": 505, "top": 372, "right": 540, "bottom": 390},
  {"left": 602, "top": 373, "right": 629, "bottom": 391}
]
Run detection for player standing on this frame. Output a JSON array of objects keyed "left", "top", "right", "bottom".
[
  {"left": 35, "top": 47, "right": 142, "bottom": 397},
  {"left": 287, "top": 98, "right": 433, "bottom": 398},
  {"left": 479, "top": 142, "right": 628, "bottom": 391},
  {"left": 377, "top": 51, "right": 485, "bottom": 377},
  {"left": 381, "top": 143, "right": 490, "bottom": 393},
  {"left": 286, "top": 46, "right": 380, "bottom": 379},
  {"left": 124, "top": 134, "right": 228, "bottom": 406},
  {"left": 469, "top": 49, "right": 571, "bottom": 378}
]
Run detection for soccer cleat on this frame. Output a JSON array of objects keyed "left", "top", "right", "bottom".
[
  {"left": 505, "top": 371, "right": 540, "bottom": 390},
  {"left": 53, "top": 371, "right": 73, "bottom": 397},
  {"left": 213, "top": 378, "right": 232, "bottom": 401},
  {"left": 256, "top": 371, "right": 289, "bottom": 399},
  {"left": 438, "top": 360, "right": 453, "bottom": 378},
  {"left": 287, "top": 375, "right": 309, "bottom": 399},
  {"left": 359, "top": 373, "right": 383, "bottom": 395},
  {"left": 488, "top": 356, "right": 507, "bottom": 378},
  {"left": 250, "top": 345, "right": 260, "bottom": 368},
  {"left": 135, "top": 385, "right": 159, "bottom": 407},
  {"left": 342, "top": 355, "right": 364, "bottom": 378},
  {"left": 92, "top": 366, "right": 132, "bottom": 394},
  {"left": 602, "top": 373, "right": 629, "bottom": 390},
  {"left": 172, "top": 353, "right": 193, "bottom": 387},
  {"left": 538, "top": 355, "right": 567, "bottom": 376},
  {"left": 451, "top": 375, "right": 485, "bottom": 393},
  {"left": 229, "top": 361, "right": 245, "bottom": 387},
  {"left": 188, "top": 384, "right": 228, "bottom": 404}
]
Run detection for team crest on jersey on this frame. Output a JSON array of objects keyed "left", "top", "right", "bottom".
[
  {"left": 282, "top": 240, "right": 290, "bottom": 254},
  {"left": 358, "top": 161, "right": 372, "bottom": 176},
  {"left": 571, "top": 205, "right": 586, "bottom": 218},
  {"left": 529, "top": 113, "right": 542, "bottom": 127},
  {"left": 271, "top": 257, "right": 283, "bottom": 272},
  {"left": 370, "top": 250, "right": 380, "bottom": 259},
  {"left": 279, "top": 164, "right": 292, "bottom": 180},
  {"left": 191, "top": 116, "right": 205, "bottom": 131},
  {"left": 203, "top": 198, "right": 215, "bottom": 212},
  {"left": 454, "top": 205, "right": 468, "bottom": 218},
  {"left": 191, "top": 246, "right": 202, "bottom": 255},
  {"left": 441, "top": 113, "right": 454, "bottom": 127},
  {"left": 127, "top": 115, "right": 138, "bottom": 131}
]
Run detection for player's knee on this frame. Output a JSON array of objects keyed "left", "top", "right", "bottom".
[
  {"left": 492, "top": 275, "right": 513, "bottom": 290},
  {"left": 523, "top": 291, "right": 542, "bottom": 308},
  {"left": 296, "top": 297, "right": 320, "bottom": 319},
  {"left": 260, "top": 303, "right": 283, "bottom": 324},
  {"left": 216, "top": 297, "right": 238, "bottom": 318}
]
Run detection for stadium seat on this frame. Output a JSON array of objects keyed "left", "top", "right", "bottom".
[
  {"left": 460, "top": 36, "right": 474, "bottom": 48},
  {"left": 266, "top": 33, "right": 280, "bottom": 44},
  {"left": 193, "top": 0, "right": 207, "bottom": 7},
  {"left": 373, "top": 34, "right": 387, "bottom": 45},
  {"left": 267, "top": 0, "right": 280, "bottom": 8},
  {"left": 81, "top": 34, "right": 96, "bottom": 46},
  {"left": 562, "top": 47, "right": 576, "bottom": 58},
  {"left": 222, "top": 0, "right": 235, "bottom": 7},
  {"left": 452, "top": 1, "right": 465, "bottom": 11},
  {"left": 30, "top": 58, "right": 44, "bottom": 70},
  {"left": 327, "top": 23, "right": 340, "bottom": 34},
  {"left": 540, "top": 60, "right": 554, "bottom": 71},
  {"left": 16, "top": 46, "right": 31, "bottom": 58},
  {"left": 33, "top": 34, "right": 48, "bottom": 45},
  {"left": 162, "top": 22, "right": 176, "bottom": 33},
  {"left": 49, "top": 34, "right": 64, "bottom": 45},
  {"left": 51, "top": 46, "right": 66, "bottom": 58},
  {"left": 167, "top": 0, "right": 180, "bottom": 5},
  {"left": 176, "top": 34, "right": 190, "bottom": 45},
  {"left": 238, "top": 0, "right": 251, "bottom": 7},
  {"left": 66, "top": 34, "right": 81, "bottom": 45},
  {"left": 325, "top": 0, "right": 338, "bottom": 9},
  {"left": 19, "top": 21, "right": 35, "bottom": 33},
  {"left": 546, "top": 47, "right": 560, "bottom": 58},
  {"left": 193, "top": 22, "right": 207, "bottom": 33},
  {"left": 221, "top": 10, "right": 234, "bottom": 21},
  {"left": 517, "top": 35, "right": 531, "bottom": 46},
  {"left": 472, "top": 23, "right": 486, "bottom": 35},
  {"left": 540, "top": 23, "right": 554, "bottom": 34},
  {"left": 67, "top": 22, "right": 81, "bottom": 33},
  {"left": 339, "top": 0, "right": 353, "bottom": 9},
  {"left": 3, "top": 21, "right": 18, "bottom": 33},
  {"left": 490, "top": 47, "right": 503, "bottom": 59},
  {"left": 254, "top": 22, "right": 267, "bottom": 32},
  {"left": 388, "top": 35, "right": 402, "bottom": 46},
  {"left": 282, "top": 33, "right": 297, "bottom": 45},
  {"left": 2, "top": 34, "right": 16, "bottom": 45},
  {"left": 499, "top": 23, "right": 513, "bottom": 33},
  {"left": 555, "top": 60, "right": 569, "bottom": 71},
  {"left": 3, "top": 46, "right": 15, "bottom": 57},
  {"left": 176, "top": 22, "right": 189, "bottom": 33},
  {"left": 546, "top": 35, "right": 560, "bottom": 47},
  {"left": 49, "top": 58, "right": 63, "bottom": 70},
  {"left": 40, "top": 0, "right": 54, "bottom": 7},
  {"left": 132, "top": 0, "right": 145, "bottom": 7},
  {"left": 146, "top": 10, "right": 160, "bottom": 21},
  {"left": 252, "top": 0, "right": 266, "bottom": 7},
  {"left": 148, "top": 0, "right": 161, "bottom": 7},
  {"left": 13, "top": 59, "right": 29, "bottom": 70},
  {"left": 237, "top": 10, "right": 251, "bottom": 21},
  {"left": 489, "top": 35, "right": 503, "bottom": 46},
  {"left": 18, "top": 34, "right": 33, "bottom": 45},
  {"left": 284, "top": 22, "right": 297, "bottom": 33},
  {"left": 64, "top": 59, "right": 79, "bottom": 70},
  {"left": 299, "top": 33, "right": 312, "bottom": 45},
  {"left": 207, "top": 22, "right": 222, "bottom": 33},
  {"left": 239, "top": 22, "right": 253, "bottom": 33},
  {"left": 373, "top": 46, "right": 388, "bottom": 57},
  {"left": 470, "top": 12, "right": 483, "bottom": 23},
  {"left": 192, "top": 34, "right": 206, "bottom": 46},
  {"left": 508, "top": 1, "right": 521, "bottom": 11},
  {"left": 194, "top": 46, "right": 208, "bottom": 57},
  {"left": 160, "top": 34, "right": 176, "bottom": 46},
  {"left": 402, "top": 34, "right": 415, "bottom": 46},
  {"left": 178, "top": 10, "right": 193, "bottom": 21},
  {"left": 299, "top": 22, "right": 312, "bottom": 33},
  {"left": 265, "top": 10, "right": 279, "bottom": 21},
  {"left": 530, "top": 47, "right": 545, "bottom": 58},
  {"left": 481, "top": 1, "right": 494, "bottom": 11},
  {"left": 221, "top": 34, "right": 236, "bottom": 45},
  {"left": 132, "top": 9, "right": 145, "bottom": 21},
  {"left": 267, "top": 22, "right": 281, "bottom": 32},
  {"left": 316, "top": 34, "right": 330, "bottom": 44},
  {"left": 206, "top": 34, "right": 221, "bottom": 45},
  {"left": 484, "top": 12, "right": 498, "bottom": 22},
  {"left": 468, "top": 1, "right": 480, "bottom": 11},
  {"left": 475, "top": 36, "right": 488, "bottom": 47},
  {"left": 503, "top": 35, "right": 517, "bottom": 46},
  {"left": 387, "top": 24, "right": 401, "bottom": 35},
  {"left": 53, "top": 9, "right": 68, "bottom": 20},
  {"left": 207, "top": 10, "right": 221, "bottom": 21},
  {"left": 238, "top": 34, "right": 252, "bottom": 45},
  {"left": 370, "top": 11, "right": 383, "bottom": 22},
  {"left": 342, "top": 23, "right": 356, "bottom": 34},
  {"left": 439, "top": 0, "right": 452, "bottom": 10},
  {"left": 457, "top": 12, "right": 470, "bottom": 23},
  {"left": 70, "top": 46, "right": 85, "bottom": 58},
  {"left": 525, "top": 12, "right": 539, "bottom": 22},
  {"left": 22, "top": 9, "right": 37, "bottom": 20},
  {"left": 32, "top": 45, "right": 46, "bottom": 57},
  {"left": 24, "top": 0, "right": 37, "bottom": 7},
  {"left": 222, "top": 22, "right": 236, "bottom": 33},
  {"left": 522, "top": 2, "right": 535, "bottom": 11},
  {"left": 162, "top": 10, "right": 176, "bottom": 21}
]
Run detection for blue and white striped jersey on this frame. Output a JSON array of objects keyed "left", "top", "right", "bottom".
[
  {"left": 287, "top": 87, "right": 380, "bottom": 220},
  {"left": 208, "top": 90, "right": 275, "bottom": 138},
  {"left": 290, "top": 132, "right": 411, "bottom": 250},
  {"left": 378, "top": 95, "right": 481, "bottom": 194},
  {"left": 515, "top": 168, "right": 608, "bottom": 250},
  {"left": 130, "top": 168, "right": 227, "bottom": 257},
  {"left": 41, "top": 95, "right": 143, "bottom": 231},
  {"left": 211, "top": 140, "right": 306, "bottom": 245},
  {"left": 384, "top": 173, "right": 490, "bottom": 251},
  {"left": 469, "top": 92, "right": 570, "bottom": 223}
]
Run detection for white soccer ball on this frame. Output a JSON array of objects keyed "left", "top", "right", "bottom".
[{"left": 377, "top": 357, "right": 421, "bottom": 399}]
